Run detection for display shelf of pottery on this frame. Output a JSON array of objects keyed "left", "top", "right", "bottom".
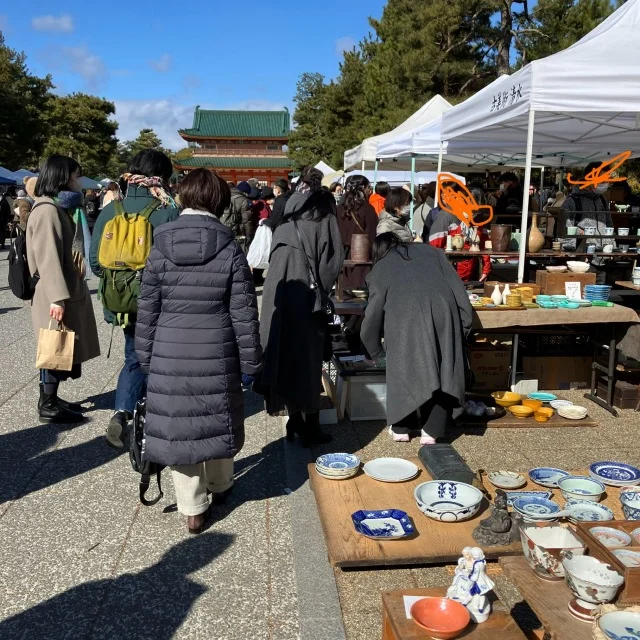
[
  {"left": 575, "top": 520, "right": 640, "bottom": 605},
  {"left": 446, "top": 547, "right": 495, "bottom": 623}
]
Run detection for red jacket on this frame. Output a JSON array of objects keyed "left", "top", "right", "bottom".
[
  {"left": 252, "top": 200, "right": 271, "bottom": 222},
  {"left": 429, "top": 221, "right": 490, "bottom": 282}
]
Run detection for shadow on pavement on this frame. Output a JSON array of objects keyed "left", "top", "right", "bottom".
[{"left": 0, "top": 532, "right": 235, "bottom": 640}]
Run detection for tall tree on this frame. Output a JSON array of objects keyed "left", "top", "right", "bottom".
[
  {"left": 43, "top": 93, "right": 118, "bottom": 178},
  {"left": 123, "top": 128, "right": 171, "bottom": 159},
  {"left": 0, "top": 33, "right": 52, "bottom": 169}
]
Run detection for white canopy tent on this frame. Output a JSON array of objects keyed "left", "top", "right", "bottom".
[
  {"left": 343, "top": 94, "right": 451, "bottom": 171},
  {"left": 314, "top": 160, "right": 335, "bottom": 176}
]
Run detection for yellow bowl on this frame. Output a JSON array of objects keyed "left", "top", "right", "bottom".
[
  {"left": 509, "top": 405, "right": 534, "bottom": 418},
  {"left": 534, "top": 414, "right": 550, "bottom": 423},
  {"left": 521, "top": 398, "right": 543, "bottom": 411},
  {"left": 491, "top": 391, "right": 522, "bottom": 408},
  {"left": 536, "top": 407, "right": 554, "bottom": 418}
]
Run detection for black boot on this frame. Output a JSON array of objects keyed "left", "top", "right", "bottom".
[
  {"left": 285, "top": 412, "right": 305, "bottom": 442},
  {"left": 299, "top": 412, "right": 332, "bottom": 447},
  {"left": 39, "top": 392, "right": 86, "bottom": 424},
  {"left": 39, "top": 383, "right": 83, "bottom": 413}
]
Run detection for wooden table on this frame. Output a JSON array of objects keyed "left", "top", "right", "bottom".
[
  {"left": 500, "top": 556, "right": 592, "bottom": 640},
  {"left": 382, "top": 587, "right": 528, "bottom": 640},
  {"left": 309, "top": 457, "right": 522, "bottom": 568},
  {"left": 616, "top": 280, "right": 640, "bottom": 290}
]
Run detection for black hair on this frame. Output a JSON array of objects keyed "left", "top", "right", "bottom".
[
  {"left": 384, "top": 187, "right": 412, "bottom": 215},
  {"left": 289, "top": 189, "right": 336, "bottom": 222},
  {"left": 499, "top": 172, "right": 518, "bottom": 184},
  {"left": 374, "top": 181, "right": 390, "bottom": 198},
  {"left": 372, "top": 232, "right": 410, "bottom": 265},
  {"left": 128, "top": 149, "right": 173, "bottom": 182},
  {"left": 298, "top": 166, "right": 323, "bottom": 192},
  {"left": 329, "top": 182, "right": 343, "bottom": 193},
  {"left": 35, "top": 155, "right": 81, "bottom": 198},
  {"left": 341, "top": 174, "right": 370, "bottom": 220},
  {"left": 273, "top": 178, "right": 289, "bottom": 193},
  {"left": 420, "top": 181, "right": 437, "bottom": 200}
]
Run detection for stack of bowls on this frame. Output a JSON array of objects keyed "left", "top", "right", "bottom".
[
  {"left": 584, "top": 285, "right": 612, "bottom": 302},
  {"left": 536, "top": 295, "right": 558, "bottom": 309},
  {"left": 315, "top": 453, "right": 360, "bottom": 480},
  {"left": 506, "top": 293, "right": 523, "bottom": 308},
  {"left": 512, "top": 496, "right": 561, "bottom": 523}
]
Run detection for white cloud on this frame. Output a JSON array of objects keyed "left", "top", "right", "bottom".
[
  {"left": 65, "top": 45, "right": 106, "bottom": 90},
  {"left": 336, "top": 36, "right": 356, "bottom": 56},
  {"left": 114, "top": 99, "right": 291, "bottom": 150},
  {"left": 149, "top": 54, "right": 172, "bottom": 73},
  {"left": 32, "top": 14, "right": 74, "bottom": 33}
]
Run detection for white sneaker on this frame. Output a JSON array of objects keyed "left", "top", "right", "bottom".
[{"left": 388, "top": 426, "right": 410, "bottom": 442}]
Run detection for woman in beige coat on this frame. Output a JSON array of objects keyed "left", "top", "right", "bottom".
[{"left": 27, "top": 155, "right": 100, "bottom": 423}]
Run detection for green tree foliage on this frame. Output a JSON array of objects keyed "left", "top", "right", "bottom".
[
  {"left": 42, "top": 94, "right": 119, "bottom": 178},
  {"left": 0, "top": 33, "right": 52, "bottom": 169}
]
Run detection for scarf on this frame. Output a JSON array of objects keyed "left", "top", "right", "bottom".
[
  {"left": 56, "top": 190, "right": 91, "bottom": 277},
  {"left": 123, "top": 174, "right": 176, "bottom": 207}
]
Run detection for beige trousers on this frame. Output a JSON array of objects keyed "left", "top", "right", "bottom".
[{"left": 170, "top": 459, "right": 234, "bottom": 516}]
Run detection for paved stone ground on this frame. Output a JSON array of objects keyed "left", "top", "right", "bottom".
[{"left": 1, "top": 247, "right": 638, "bottom": 640}]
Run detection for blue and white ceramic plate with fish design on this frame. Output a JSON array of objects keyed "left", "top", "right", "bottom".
[
  {"left": 589, "top": 461, "right": 640, "bottom": 487},
  {"left": 504, "top": 490, "right": 552, "bottom": 507},
  {"left": 528, "top": 467, "right": 571, "bottom": 488},
  {"left": 351, "top": 509, "right": 414, "bottom": 540},
  {"left": 565, "top": 499, "right": 614, "bottom": 523},
  {"left": 598, "top": 611, "right": 640, "bottom": 640}
]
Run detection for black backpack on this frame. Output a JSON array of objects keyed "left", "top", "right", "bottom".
[
  {"left": 8, "top": 225, "right": 39, "bottom": 300},
  {"left": 129, "top": 398, "right": 165, "bottom": 506}
]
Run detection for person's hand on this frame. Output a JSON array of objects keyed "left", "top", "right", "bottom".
[
  {"left": 577, "top": 228, "right": 584, "bottom": 235},
  {"left": 479, "top": 273, "right": 489, "bottom": 283},
  {"left": 49, "top": 305, "right": 64, "bottom": 323},
  {"left": 242, "top": 373, "right": 256, "bottom": 387}
]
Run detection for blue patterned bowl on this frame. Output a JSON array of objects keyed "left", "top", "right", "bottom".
[
  {"left": 513, "top": 496, "right": 561, "bottom": 518},
  {"left": 558, "top": 476, "right": 605, "bottom": 502},
  {"left": 414, "top": 481, "right": 483, "bottom": 523},
  {"left": 621, "top": 490, "right": 640, "bottom": 521},
  {"left": 351, "top": 509, "right": 414, "bottom": 539},
  {"left": 316, "top": 453, "right": 360, "bottom": 471}
]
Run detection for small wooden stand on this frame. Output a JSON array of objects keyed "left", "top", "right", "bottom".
[{"left": 382, "top": 587, "right": 527, "bottom": 640}]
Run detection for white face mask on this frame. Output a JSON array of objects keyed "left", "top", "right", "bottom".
[
  {"left": 399, "top": 205, "right": 411, "bottom": 220},
  {"left": 594, "top": 183, "right": 610, "bottom": 194},
  {"left": 499, "top": 183, "right": 508, "bottom": 193}
]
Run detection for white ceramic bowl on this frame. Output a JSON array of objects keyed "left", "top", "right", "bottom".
[
  {"left": 414, "top": 481, "right": 483, "bottom": 523},
  {"left": 558, "top": 405, "right": 588, "bottom": 420},
  {"left": 546, "top": 265, "right": 568, "bottom": 273},
  {"left": 561, "top": 551, "right": 624, "bottom": 609},
  {"left": 567, "top": 261, "right": 590, "bottom": 273},
  {"left": 519, "top": 524, "right": 585, "bottom": 581},
  {"left": 558, "top": 476, "right": 605, "bottom": 502}
]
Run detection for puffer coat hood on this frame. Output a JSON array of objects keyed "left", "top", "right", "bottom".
[{"left": 135, "top": 211, "right": 262, "bottom": 466}]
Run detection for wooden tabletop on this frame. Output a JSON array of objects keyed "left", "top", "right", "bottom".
[
  {"left": 382, "top": 587, "right": 528, "bottom": 640},
  {"left": 499, "top": 556, "right": 592, "bottom": 640},
  {"left": 616, "top": 280, "right": 640, "bottom": 291}
]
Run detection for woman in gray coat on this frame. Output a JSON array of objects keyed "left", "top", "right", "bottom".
[
  {"left": 135, "top": 169, "right": 262, "bottom": 534},
  {"left": 376, "top": 187, "right": 415, "bottom": 243},
  {"left": 259, "top": 167, "right": 344, "bottom": 446},
  {"left": 361, "top": 234, "right": 473, "bottom": 444},
  {"left": 27, "top": 155, "right": 100, "bottom": 423}
]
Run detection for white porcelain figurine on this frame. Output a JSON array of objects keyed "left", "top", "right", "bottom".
[{"left": 446, "top": 547, "right": 495, "bottom": 623}]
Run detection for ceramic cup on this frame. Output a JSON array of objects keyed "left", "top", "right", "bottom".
[
  {"left": 584, "top": 227, "right": 597, "bottom": 236},
  {"left": 604, "top": 227, "right": 615, "bottom": 236},
  {"left": 567, "top": 227, "right": 578, "bottom": 236},
  {"left": 633, "top": 277, "right": 640, "bottom": 286},
  {"left": 587, "top": 245, "right": 597, "bottom": 254},
  {"left": 620, "top": 245, "right": 630, "bottom": 253},
  {"left": 618, "top": 228, "right": 630, "bottom": 236}
]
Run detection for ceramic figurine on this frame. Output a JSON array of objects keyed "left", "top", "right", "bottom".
[
  {"left": 473, "top": 490, "right": 515, "bottom": 547},
  {"left": 501, "top": 283, "right": 512, "bottom": 305},
  {"left": 447, "top": 547, "right": 495, "bottom": 623},
  {"left": 491, "top": 284, "right": 502, "bottom": 306},
  {"left": 469, "top": 228, "right": 481, "bottom": 252}
]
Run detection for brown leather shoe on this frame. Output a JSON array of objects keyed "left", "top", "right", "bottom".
[{"left": 187, "top": 506, "right": 211, "bottom": 535}]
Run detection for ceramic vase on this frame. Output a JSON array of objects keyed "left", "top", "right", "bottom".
[
  {"left": 490, "top": 224, "right": 512, "bottom": 252},
  {"left": 527, "top": 214, "right": 545, "bottom": 254},
  {"left": 501, "top": 283, "right": 512, "bottom": 305},
  {"left": 351, "top": 234, "right": 370, "bottom": 263},
  {"left": 491, "top": 284, "right": 502, "bottom": 306}
]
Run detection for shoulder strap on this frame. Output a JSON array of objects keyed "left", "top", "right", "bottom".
[
  {"left": 113, "top": 200, "right": 126, "bottom": 217},
  {"left": 139, "top": 468, "right": 164, "bottom": 507},
  {"left": 137, "top": 200, "right": 162, "bottom": 220},
  {"left": 293, "top": 219, "right": 324, "bottom": 295}
]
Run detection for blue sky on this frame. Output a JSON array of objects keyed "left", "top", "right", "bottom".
[{"left": 0, "top": 0, "right": 386, "bottom": 149}]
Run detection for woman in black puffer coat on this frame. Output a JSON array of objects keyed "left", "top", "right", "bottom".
[{"left": 135, "top": 168, "right": 262, "bottom": 533}]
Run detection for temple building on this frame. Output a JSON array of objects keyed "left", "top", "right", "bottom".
[{"left": 174, "top": 107, "right": 292, "bottom": 184}]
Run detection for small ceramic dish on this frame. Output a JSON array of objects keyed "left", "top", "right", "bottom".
[
  {"left": 565, "top": 500, "right": 614, "bottom": 523},
  {"left": 546, "top": 265, "right": 568, "bottom": 272},
  {"left": 529, "top": 468, "right": 570, "bottom": 488},
  {"left": 558, "top": 405, "right": 588, "bottom": 420},
  {"left": 567, "top": 261, "right": 590, "bottom": 273},
  {"left": 488, "top": 471, "right": 526, "bottom": 489},
  {"left": 527, "top": 392, "right": 558, "bottom": 403},
  {"left": 363, "top": 458, "right": 419, "bottom": 483},
  {"left": 589, "top": 526, "right": 632, "bottom": 548},
  {"left": 351, "top": 509, "right": 414, "bottom": 539},
  {"left": 631, "top": 527, "right": 640, "bottom": 544},
  {"left": 509, "top": 405, "right": 534, "bottom": 418},
  {"left": 534, "top": 409, "right": 552, "bottom": 423},
  {"left": 612, "top": 549, "right": 640, "bottom": 567},
  {"left": 513, "top": 496, "right": 561, "bottom": 518},
  {"left": 598, "top": 611, "right": 640, "bottom": 640},
  {"left": 589, "top": 461, "right": 640, "bottom": 487},
  {"left": 410, "top": 597, "right": 470, "bottom": 639},
  {"left": 550, "top": 400, "right": 574, "bottom": 410},
  {"left": 491, "top": 391, "right": 521, "bottom": 407},
  {"left": 558, "top": 476, "right": 605, "bottom": 502},
  {"left": 316, "top": 453, "right": 360, "bottom": 471},
  {"left": 558, "top": 301, "right": 580, "bottom": 309},
  {"left": 315, "top": 465, "right": 359, "bottom": 480},
  {"left": 521, "top": 398, "right": 543, "bottom": 411},
  {"left": 504, "top": 490, "right": 552, "bottom": 507}
]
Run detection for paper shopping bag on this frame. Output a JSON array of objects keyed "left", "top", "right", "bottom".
[{"left": 35, "top": 321, "right": 75, "bottom": 371}]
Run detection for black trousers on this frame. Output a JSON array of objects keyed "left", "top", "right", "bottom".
[{"left": 392, "top": 391, "right": 456, "bottom": 439}]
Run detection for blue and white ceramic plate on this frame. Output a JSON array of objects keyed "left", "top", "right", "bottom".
[
  {"left": 565, "top": 499, "right": 614, "bottom": 523},
  {"left": 505, "top": 490, "right": 552, "bottom": 507},
  {"left": 528, "top": 467, "right": 571, "bottom": 488},
  {"left": 351, "top": 509, "right": 414, "bottom": 540},
  {"left": 513, "top": 496, "right": 561, "bottom": 517},
  {"left": 589, "top": 461, "right": 640, "bottom": 487},
  {"left": 527, "top": 392, "right": 558, "bottom": 403},
  {"left": 316, "top": 453, "right": 360, "bottom": 471},
  {"left": 598, "top": 611, "right": 640, "bottom": 640}
]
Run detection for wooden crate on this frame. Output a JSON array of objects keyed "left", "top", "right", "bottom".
[
  {"left": 574, "top": 520, "right": 640, "bottom": 605},
  {"left": 535, "top": 271, "right": 596, "bottom": 296}
]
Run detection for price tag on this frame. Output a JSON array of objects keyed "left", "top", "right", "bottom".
[{"left": 565, "top": 281, "right": 581, "bottom": 301}]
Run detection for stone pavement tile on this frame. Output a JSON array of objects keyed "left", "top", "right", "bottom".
[
  {"left": 341, "top": 607, "right": 382, "bottom": 640},
  {"left": 300, "top": 618, "right": 351, "bottom": 640}
]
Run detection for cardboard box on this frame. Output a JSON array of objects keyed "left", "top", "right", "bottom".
[
  {"left": 535, "top": 271, "right": 596, "bottom": 296},
  {"left": 523, "top": 356, "right": 593, "bottom": 390},
  {"left": 469, "top": 345, "right": 511, "bottom": 390}
]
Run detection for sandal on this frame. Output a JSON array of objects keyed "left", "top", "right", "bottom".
[{"left": 388, "top": 426, "right": 410, "bottom": 443}]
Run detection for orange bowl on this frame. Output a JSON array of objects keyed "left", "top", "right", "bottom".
[
  {"left": 508, "top": 405, "right": 534, "bottom": 418},
  {"left": 522, "top": 398, "right": 543, "bottom": 411},
  {"left": 537, "top": 407, "right": 554, "bottom": 418},
  {"left": 410, "top": 597, "right": 470, "bottom": 639}
]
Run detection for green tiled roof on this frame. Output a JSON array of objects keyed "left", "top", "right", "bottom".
[
  {"left": 173, "top": 156, "right": 293, "bottom": 169},
  {"left": 180, "top": 108, "right": 290, "bottom": 138}
]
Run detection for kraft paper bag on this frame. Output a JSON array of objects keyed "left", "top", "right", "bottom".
[{"left": 35, "top": 321, "right": 75, "bottom": 371}]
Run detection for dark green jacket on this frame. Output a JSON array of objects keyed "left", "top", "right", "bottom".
[{"left": 89, "top": 185, "right": 179, "bottom": 324}]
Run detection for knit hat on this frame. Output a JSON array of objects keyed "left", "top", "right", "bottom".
[
  {"left": 237, "top": 181, "right": 251, "bottom": 195},
  {"left": 248, "top": 187, "right": 260, "bottom": 200},
  {"left": 17, "top": 189, "right": 27, "bottom": 198}
]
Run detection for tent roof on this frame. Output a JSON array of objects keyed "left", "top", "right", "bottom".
[
  {"left": 343, "top": 94, "right": 451, "bottom": 170},
  {"left": 441, "top": 0, "right": 640, "bottom": 157},
  {"left": 314, "top": 160, "right": 335, "bottom": 175}
]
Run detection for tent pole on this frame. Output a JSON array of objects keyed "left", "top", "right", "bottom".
[
  {"left": 361, "top": 160, "right": 366, "bottom": 172},
  {"left": 410, "top": 155, "right": 416, "bottom": 232},
  {"left": 373, "top": 159, "right": 379, "bottom": 190},
  {"left": 435, "top": 141, "right": 444, "bottom": 206}
]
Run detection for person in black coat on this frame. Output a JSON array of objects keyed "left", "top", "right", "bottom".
[
  {"left": 264, "top": 178, "right": 291, "bottom": 230},
  {"left": 135, "top": 168, "right": 262, "bottom": 533}
]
